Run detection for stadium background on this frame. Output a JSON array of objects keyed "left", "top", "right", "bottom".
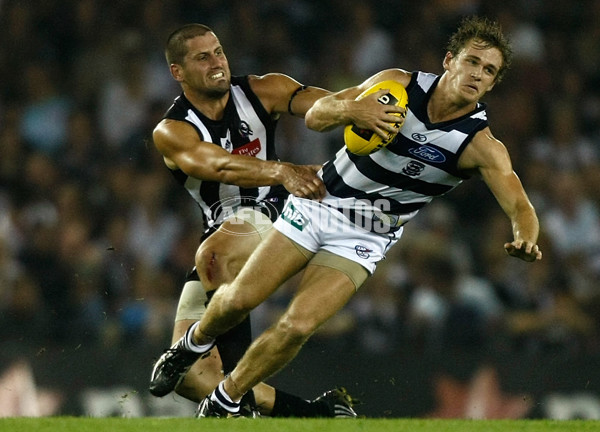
[{"left": 1, "top": 0, "right": 599, "bottom": 419}]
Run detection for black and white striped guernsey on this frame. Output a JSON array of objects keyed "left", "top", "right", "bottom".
[
  {"left": 164, "top": 76, "right": 288, "bottom": 231},
  {"left": 321, "top": 71, "right": 489, "bottom": 233}
]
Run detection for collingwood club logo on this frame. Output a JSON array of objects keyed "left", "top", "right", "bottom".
[{"left": 238, "top": 120, "right": 252, "bottom": 138}]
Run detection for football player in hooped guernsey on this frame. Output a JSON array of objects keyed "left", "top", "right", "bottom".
[{"left": 152, "top": 17, "right": 542, "bottom": 417}]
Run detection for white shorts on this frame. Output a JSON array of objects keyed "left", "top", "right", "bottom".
[{"left": 273, "top": 195, "right": 401, "bottom": 274}]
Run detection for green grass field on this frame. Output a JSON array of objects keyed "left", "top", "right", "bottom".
[{"left": 0, "top": 417, "right": 598, "bottom": 432}]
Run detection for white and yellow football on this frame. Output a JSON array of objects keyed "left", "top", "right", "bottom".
[{"left": 343, "top": 80, "right": 408, "bottom": 156}]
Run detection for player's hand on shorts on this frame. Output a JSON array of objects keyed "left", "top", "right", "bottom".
[
  {"left": 281, "top": 163, "right": 326, "bottom": 201},
  {"left": 504, "top": 240, "right": 542, "bottom": 262}
]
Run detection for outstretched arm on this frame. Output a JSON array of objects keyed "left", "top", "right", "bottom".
[{"left": 459, "top": 128, "right": 542, "bottom": 262}]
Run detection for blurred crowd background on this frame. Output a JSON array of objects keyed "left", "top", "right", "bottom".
[{"left": 1, "top": 0, "right": 600, "bottom": 417}]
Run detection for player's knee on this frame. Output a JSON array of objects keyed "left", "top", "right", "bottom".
[
  {"left": 195, "top": 245, "right": 213, "bottom": 271},
  {"left": 195, "top": 245, "right": 223, "bottom": 286}
]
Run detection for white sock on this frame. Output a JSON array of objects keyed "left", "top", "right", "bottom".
[
  {"left": 211, "top": 381, "right": 240, "bottom": 413},
  {"left": 183, "top": 321, "right": 215, "bottom": 354}
]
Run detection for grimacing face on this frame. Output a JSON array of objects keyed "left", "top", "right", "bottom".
[{"left": 171, "top": 32, "right": 231, "bottom": 97}]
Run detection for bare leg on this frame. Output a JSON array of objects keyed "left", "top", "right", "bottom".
[
  {"left": 224, "top": 263, "right": 357, "bottom": 401},
  {"left": 195, "top": 230, "right": 312, "bottom": 343},
  {"left": 195, "top": 216, "right": 266, "bottom": 293},
  {"left": 170, "top": 216, "right": 282, "bottom": 413}
]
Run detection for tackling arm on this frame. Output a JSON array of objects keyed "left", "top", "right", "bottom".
[
  {"left": 153, "top": 120, "right": 325, "bottom": 200},
  {"left": 248, "top": 73, "right": 330, "bottom": 118}
]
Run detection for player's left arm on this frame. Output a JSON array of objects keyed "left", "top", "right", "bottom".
[
  {"left": 304, "top": 68, "right": 410, "bottom": 138},
  {"left": 248, "top": 73, "right": 330, "bottom": 118},
  {"left": 459, "top": 128, "right": 542, "bottom": 262}
]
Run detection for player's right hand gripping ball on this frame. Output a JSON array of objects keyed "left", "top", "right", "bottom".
[{"left": 344, "top": 80, "right": 408, "bottom": 156}]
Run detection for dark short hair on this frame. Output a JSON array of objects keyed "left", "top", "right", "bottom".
[
  {"left": 446, "top": 16, "right": 513, "bottom": 83},
  {"left": 165, "top": 23, "right": 214, "bottom": 65}
]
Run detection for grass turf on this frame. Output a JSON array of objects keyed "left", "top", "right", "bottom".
[{"left": 0, "top": 418, "right": 598, "bottom": 432}]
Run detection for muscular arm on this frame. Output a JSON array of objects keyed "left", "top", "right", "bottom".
[
  {"left": 153, "top": 120, "right": 325, "bottom": 199},
  {"left": 248, "top": 73, "right": 330, "bottom": 117},
  {"left": 459, "top": 128, "right": 542, "bottom": 262},
  {"left": 305, "top": 69, "right": 411, "bottom": 138}
]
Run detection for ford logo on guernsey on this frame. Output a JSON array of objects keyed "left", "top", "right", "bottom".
[{"left": 408, "top": 145, "right": 446, "bottom": 163}]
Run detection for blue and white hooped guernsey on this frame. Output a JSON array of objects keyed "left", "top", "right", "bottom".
[{"left": 321, "top": 71, "right": 489, "bottom": 233}]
